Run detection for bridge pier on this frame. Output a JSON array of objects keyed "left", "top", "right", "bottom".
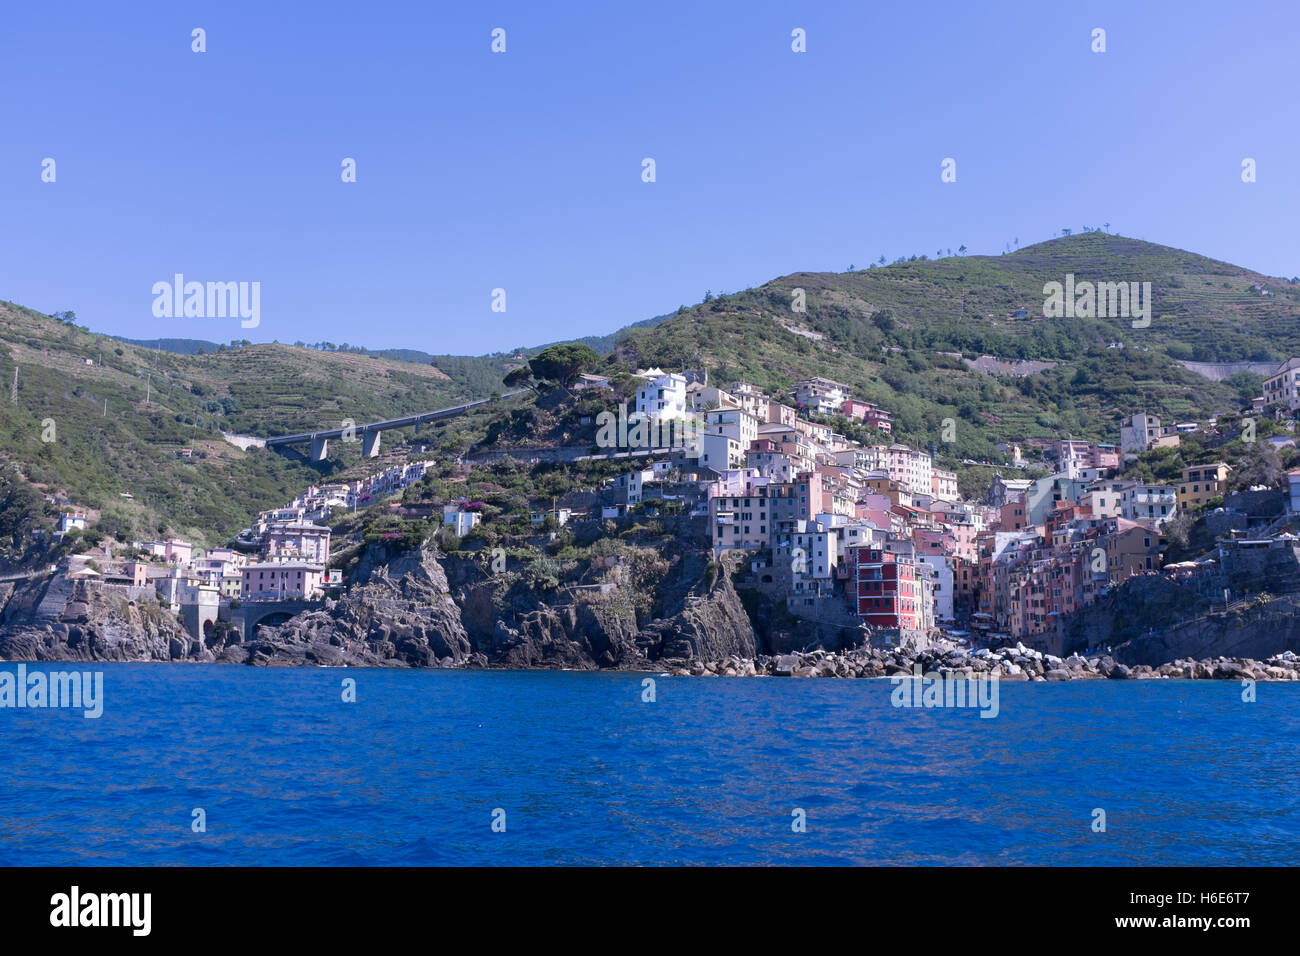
[
  {"left": 310, "top": 435, "right": 329, "bottom": 461},
  {"left": 362, "top": 430, "right": 382, "bottom": 458}
]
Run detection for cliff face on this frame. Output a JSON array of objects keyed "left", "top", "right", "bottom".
[
  {"left": 448, "top": 547, "right": 757, "bottom": 668},
  {"left": 244, "top": 545, "right": 760, "bottom": 669},
  {"left": 1063, "top": 545, "right": 1300, "bottom": 665},
  {"left": 634, "top": 568, "right": 757, "bottom": 663},
  {"left": 0, "top": 573, "right": 202, "bottom": 662},
  {"left": 242, "top": 547, "right": 474, "bottom": 667},
  {"left": 1109, "top": 594, "right": 1300, "bottom": 666},
  {"left": 0, "top": 544, "right": 762, "bottom": 669}
]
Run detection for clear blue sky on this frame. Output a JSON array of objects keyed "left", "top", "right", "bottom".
[{"left": 2, "top": 0, "right": 1297, "bottom": 355}]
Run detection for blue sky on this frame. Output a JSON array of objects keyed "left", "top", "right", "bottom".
[{"left": 2, "top": 0, "right": 1297, "bottom": 355}]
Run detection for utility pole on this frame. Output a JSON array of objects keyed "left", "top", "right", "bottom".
[
  {"left": 10, "top": 367, "right": 16, "bottom": 405},
  {"left": 103, "top": 398, "right": 107, "bottom": 416},
  {"left": 145, "top": 373, "right": 151, "bottom": 407}
]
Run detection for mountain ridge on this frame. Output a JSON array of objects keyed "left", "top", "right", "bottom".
[{"left": 2, "top": 232, "right": 1297, "bottom": 552}]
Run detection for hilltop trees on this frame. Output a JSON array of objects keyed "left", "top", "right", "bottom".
[{"left": 509, "top": 343, "right": 602, "bottom": 388}]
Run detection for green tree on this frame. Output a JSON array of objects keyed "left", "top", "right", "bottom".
[
  {"left": 527, "top": 343, "right": 601, "bottom": 386},
  {"left": 502, "top": 365, "right": 533, "bottom": 388},
  {"left": 0, "top": 467, "right": 45, "bottom": 550}
]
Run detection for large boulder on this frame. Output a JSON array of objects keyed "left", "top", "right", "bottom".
[{"left": 247, "top": 547, "right": 472, "bottom": 667}]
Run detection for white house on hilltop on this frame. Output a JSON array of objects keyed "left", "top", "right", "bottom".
[{"left": 635, "top": 369, "right": 689, "bottom": 421}]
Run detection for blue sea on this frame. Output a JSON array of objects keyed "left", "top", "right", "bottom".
[{"left": 0, "top": 664, "right": 1295, "bottom": 865}]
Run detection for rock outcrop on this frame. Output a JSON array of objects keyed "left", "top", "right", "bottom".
[
  {"left": 634, "top": 566, "right": 757, "bottom": 663},
  {"left": 1109, "top": 594, "right": 1300, "bottom": 666},
  {"left": 0, "top": 573, "right": 205, "bottom": 662},
  {"left": 244, "top": 546, "right": 474, "bottom": 666}
]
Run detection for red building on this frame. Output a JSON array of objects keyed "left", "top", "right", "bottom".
[
  {"left": 840, "top": 399, "right": 893, "bottom": 434},
  {"left": 846, "top": 545, "right": 927, "bottom": 629}
]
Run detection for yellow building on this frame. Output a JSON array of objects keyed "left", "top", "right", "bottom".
[
  {"left": 1177, "top": 463, "right": 1231, "bottom": 511},
  {"left": 219, "top": 572, "right": 243, "bottom": 600}
]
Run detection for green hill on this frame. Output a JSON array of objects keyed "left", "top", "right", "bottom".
[
  {"left": 4, "top": 233, "right": 1299, "bottom": 560},
  {"left": 0, "top": 302, "right": 507, "bottom": 553},
  {"left": 609, "top": 234, "right": 1298, "bottom": 461}
]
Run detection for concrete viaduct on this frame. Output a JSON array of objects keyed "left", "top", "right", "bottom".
[{"left": 263, "top": 389, "right": 529, "bottom": 461}]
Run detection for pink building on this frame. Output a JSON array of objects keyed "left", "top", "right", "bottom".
[
  {"left": 122, "top": 561, "right": 149, "bottom": 586},
  {"left": 164, "top": 538, "right": 193, "bottom": 564},
  {"left": 942, "top": 518, "right": 979, "bottom": 562},
  {"left": 262, "top": 522, "right": 331, "bottom": 565},
  {"left": 840, "top": 399, "right": 892, "bottom": 433},
  {"left": 930, "top": 469, "right": 959, "bottom": 499}
]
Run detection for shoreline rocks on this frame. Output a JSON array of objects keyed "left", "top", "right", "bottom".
[
  {"left": 661, "top": 642, "right": 1300, "bottom": 682},
  {"left": 5, "top": 549, "right": 1299, "bottom": 681}
]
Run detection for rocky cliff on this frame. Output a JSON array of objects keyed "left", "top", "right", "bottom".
[
  {"left": 9, "top": 540, "right": 1300, "bottom": 673},
  {"left": 1108, "top": 594, "right": 1300, "bottom": 666},
  {"left": 238, "top": 546, "right": 475, "bottom": 666},
  {"left": 244, "top": 545, "right": 759, "bottom": 669},
  {"left": 0, "top": 573, "right": 206, "bottom": 662}
]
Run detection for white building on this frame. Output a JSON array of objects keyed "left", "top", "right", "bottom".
[
  {"left": 779, "top": 522, "right": 838, "bottom": 582},
  {"left": 635, "top": 370, "right": 689, "bottom": 421},
  {"left": 832, "top": 447, "right": 887, "bottom": 471},
  {"left": 918, "top": 554, "right": 955, "bottom": 624},
  {"left": 193, "top": 549, "right": 247, "bottom": 589},
  {"left": 58, "top": 513, "right": 87, "bottom": 535},
  {"left": 793, "top": 378, "right": 849, "bottom": 415},
  {"left": 698, "top": 433, "right": 744, "bottom": 471},
  {"left": 443, "top": 508, "right": 482, "bottom": 536},
  {"left": 1263, "top": 358, "right": 1300, "bottom": 412},
  {"left": 612, "top": 468, "right": 655, "bottom": 505},
  {"left": 1120, "top": 484, "right": 1177, "bottom": 527},
  {"left": 685, "top": 383, "right": 739, "bottom": 413},
  {"left": 703, "top": 407, "right": 760, "bottom": 447},
  {"left": 262, "top": 522, "right": 331, "bottom": 564}
]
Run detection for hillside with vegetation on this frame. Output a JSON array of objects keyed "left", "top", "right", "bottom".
[
  {"left": 5, "top": 233, "right": 1300, "bottom": 562},
  {"left": 609, "top": 233, "right": 1300, "bottom": 465},
  {"left": 0, "top": 301, "right": 510, "bottom": 556}
]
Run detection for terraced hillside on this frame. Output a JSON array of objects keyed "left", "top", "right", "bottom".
[
  {"left": 611, "top": 234, "right": 1296, "bottom": 461},
  {"left": 0, "top": 302, "right": 503, "bottom": 548}
]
